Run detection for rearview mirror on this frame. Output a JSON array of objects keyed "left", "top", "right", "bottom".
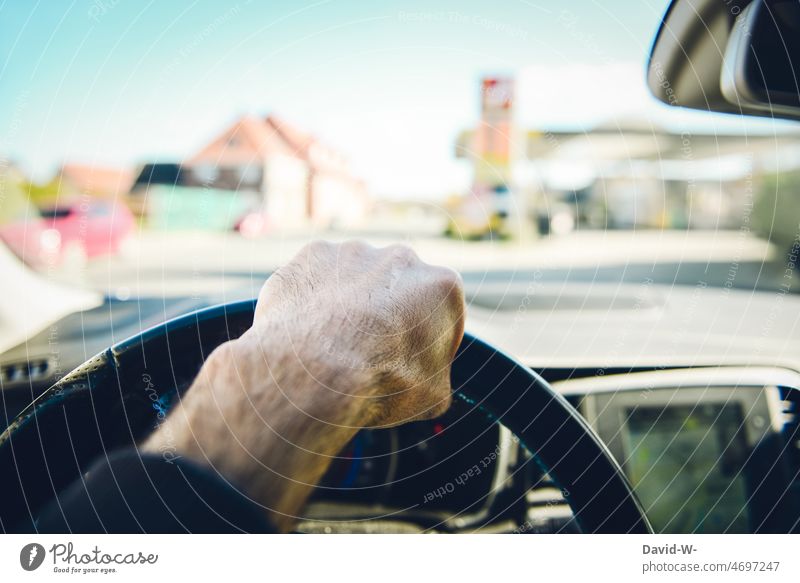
[
  {"left": 648, "top": 0, "right": 800, "bottom": 121},
  {"left": 721, "top": 0, "right": 800, "bottom": 117}
]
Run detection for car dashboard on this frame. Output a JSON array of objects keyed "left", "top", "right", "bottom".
[
  {"left": 2, "top": 296, "right": 799, "bottom": 533},
  {"left": 299, "top": 366, "right": 800, "bottom": 534},
  {"left": 561, "top": 367, "right": 800, "bottom": 533},
  {"left": 297, "top": 398, "right": 524, "bottom": 533}
]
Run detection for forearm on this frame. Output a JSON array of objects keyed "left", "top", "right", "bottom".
[
  {"left": 143, "top": 327, "right": 371, "bottom": 532},
  {"left": 142, "top": 240, "right": 463, "bottom": 532}
]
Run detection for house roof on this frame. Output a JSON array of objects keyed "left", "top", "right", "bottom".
[
  {"left": 188, "top": 114, "right": 349, "bottom": 174},
  {"left": 59, "top": 163, "right": 134, "bottom": 197},
  {"left": 265, "top": 115, "right": 315, "bottom": 160},
  {"left": 131, "top": 163, "right": 184, "bottom": 190}
]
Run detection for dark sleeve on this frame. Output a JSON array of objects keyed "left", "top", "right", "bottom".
[{"left": 32, "top": 448, "right": 277, "bottom": 533}]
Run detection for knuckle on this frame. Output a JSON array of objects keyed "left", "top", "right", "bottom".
[
  {"left": 300, "top": 239, "right": 334, "bottom": 256},
  {"left": 340, "top": 238, "right": 369, "bottom": 250},
  {"left": 339, "top": 239, "right": 373, "bottom": 257},
  {"left": 433, "top": 267, "right": 464, "bottom": 304},
  {"left": 426, "top": 388, "right": 453, "bottom": 420},
  {"left": 436, "top": 265, "right": 462, "bottom": 287},
  {"left": 384, "top": 243, "right": 418, "bottom": 262}
]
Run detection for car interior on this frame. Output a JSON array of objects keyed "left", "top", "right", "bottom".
[{"left": 2, "top": 0, "right": 800, "bottom": 535}]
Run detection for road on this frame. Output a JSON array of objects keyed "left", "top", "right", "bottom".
[{"left": 44, "top": 227, "right": 778, "bottom": 301}]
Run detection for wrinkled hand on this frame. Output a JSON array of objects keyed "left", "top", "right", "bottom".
[
  {"left": 252, "top": 240, "right": 465, "bottom": 426},
  {"left": 144, "top": 240, "right": 465, "bottom": 530}
]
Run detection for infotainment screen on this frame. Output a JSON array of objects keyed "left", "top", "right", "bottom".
[{"left": 623, "top": 403, "right": 749, "bottom": 533}]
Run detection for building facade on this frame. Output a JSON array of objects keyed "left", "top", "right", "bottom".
[{"left": 183, "top": 114, "right": 368, "bottom": 229}]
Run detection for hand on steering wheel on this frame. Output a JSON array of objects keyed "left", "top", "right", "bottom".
[
  {"left": 0, "top": 241, "right": 651, "bottom": 534},
  {"left": 144, "top": 240, "right": 465, "bottom": 530}
]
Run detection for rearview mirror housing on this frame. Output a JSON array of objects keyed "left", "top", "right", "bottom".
[
  {"left": 721, "top": 0, "right": 800, "bottom": 117},
  {"left": 648, "top": 0, "right": 800, "bottom": 121}
]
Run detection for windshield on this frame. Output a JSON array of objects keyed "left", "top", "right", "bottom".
[{"left": 2, "top": 0, "right": 800, "bottom": 329}]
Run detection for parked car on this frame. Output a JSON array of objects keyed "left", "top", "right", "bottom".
[
  {"left": 0, "top": 216, "right": 62, "bottom": 270},
  {"left": 0, "top": 182, "right": 62, "bottom": 269},
  {"left": 233, "top": 210, "right": 271, "bottom": 238},
  {"left": 39, "top": 199, "right": 134, "bottom": 259}
]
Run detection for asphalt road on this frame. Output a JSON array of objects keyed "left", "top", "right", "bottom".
[{"left": 48, "top": 227, "right": 779, "bottom": 300}]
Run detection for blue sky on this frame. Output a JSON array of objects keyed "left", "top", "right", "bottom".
[{"left": 0, "top": 0, "right": 769, "bottom": 198}]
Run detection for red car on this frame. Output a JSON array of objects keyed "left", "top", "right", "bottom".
[
  {"left": 0, "top": 217, "right": 62, "bottom": 269},
  {"left": 39, "top": 200, "right": 134, "bottom": 259},
  {"left": 0, "top": 191, "right": 62, "bottom": 269}
]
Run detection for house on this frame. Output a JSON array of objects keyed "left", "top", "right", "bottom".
[
  {"left": 127, "top": 163, "right": 184, "bottom": 218},
  {"left": 58, "top": 163, "right": 134, "bottom": 199},
  {"left": 183, "top": 114, "right": 368, "bottom": 228}
]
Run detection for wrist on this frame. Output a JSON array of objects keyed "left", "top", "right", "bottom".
[
  {"left": 235, "top": 322, "right": 384, "bottom": 420},
  {"left": 142, "top": 327, "right": 379, "bottom": 530}
]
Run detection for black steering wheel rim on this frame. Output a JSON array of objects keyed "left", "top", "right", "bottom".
[{"left": 0, "top": 300, "right": 651, "bottom": 533}]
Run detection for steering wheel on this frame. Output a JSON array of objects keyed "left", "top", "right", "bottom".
[{"left": 0, "top": 300, "right": 651, "bottom": 533}]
